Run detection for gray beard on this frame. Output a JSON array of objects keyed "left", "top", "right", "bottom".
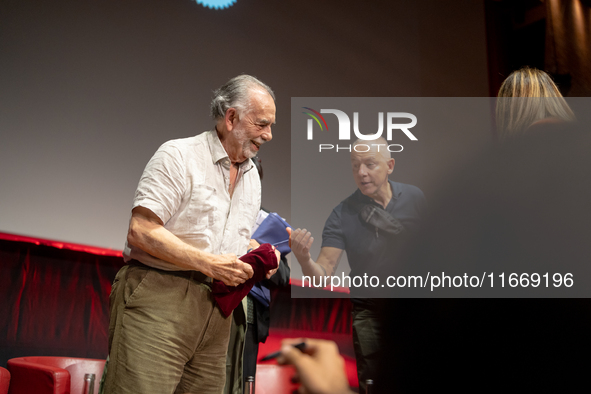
[
  {"left": 234, "top": 125, "right": 259, "bottom": 159},
  {"left": 242, "top": 139, "right": 258, "bottom": 159}
]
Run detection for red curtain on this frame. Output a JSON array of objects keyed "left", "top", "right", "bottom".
[
  {"left": 0, "top": 235, "right": 351, "bottom": 367},
  {"left": 270, "top": 289, "right": 352, "bottom": 334},
  {"left": 0, "top": 238, "right": 124, "bottom": 367}
]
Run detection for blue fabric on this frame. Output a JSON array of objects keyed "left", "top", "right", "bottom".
[
  {"left": 252, "top": 213, "right": 292, "bottom": 257},
  {"left": 249, "top": 282, "right": 271, "bottom": 307}
]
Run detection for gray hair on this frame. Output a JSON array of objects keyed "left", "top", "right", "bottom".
[{"left": 210, "top": 75, "right": 275, "bottom": 121}]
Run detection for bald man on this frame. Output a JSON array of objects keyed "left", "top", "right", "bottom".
[{"left": 289, "top": 138, "right": 426, "bottom": 391}]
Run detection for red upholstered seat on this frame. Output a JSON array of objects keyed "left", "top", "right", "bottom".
[
  {"left": 0, "top": 367, "right": 10, "bottom": 394},
  {"left": 254, "top": 364, "right": 299, "bottom": 394},
  {"left": 7, "top": 357, "right": 105, "bottom": 394}
]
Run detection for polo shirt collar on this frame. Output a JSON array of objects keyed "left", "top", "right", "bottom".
[
  {"left": 354, "top": 180, "right": 401, "bottom": 206},
  {"left": 390, "top": 180, "right": 402, "bottom": 200},
  {"left": 207, "top": 130, "right": 254, "bottom": 172}
]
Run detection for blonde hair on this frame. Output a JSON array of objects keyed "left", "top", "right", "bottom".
[{"left": 496, "top": 67, "right": 575, "bottom": 138}]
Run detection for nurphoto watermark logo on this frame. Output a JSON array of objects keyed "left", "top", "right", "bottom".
[{"left": 302, "top": 107, "right": 418, "bottom": 153}]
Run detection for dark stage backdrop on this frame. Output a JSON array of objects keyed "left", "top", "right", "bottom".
[{"left": 0, "top": 0, "right": 489, "bottom": 250}]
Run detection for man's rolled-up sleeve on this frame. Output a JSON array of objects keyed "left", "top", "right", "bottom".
[{"left": 132, "top": 143, "right": 186, "bottom": 225}]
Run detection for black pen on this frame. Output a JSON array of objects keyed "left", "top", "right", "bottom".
[{"left": 259, "top": 341, "right": 307, "bottom": 361}]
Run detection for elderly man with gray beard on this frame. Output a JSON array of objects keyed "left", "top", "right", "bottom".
[{"left": 104, "top": 75, "right": 279, "bottom": 394}]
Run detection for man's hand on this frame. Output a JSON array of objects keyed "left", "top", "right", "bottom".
[
  {"left": 286, "top": 227, "right": 314, "bottom": 266},
  {"left": 277, "top": 338, "right": 354, "bottom": 394},
  {"left": 248, "top": 239, "right": 261, "bottom": 250},
  {"left": 207, "top": 254, "right": 254, "bottom": 287},
  {"left": 286, "top": 227, "right": 342, "bottom": 280},
  {"left": 265, "top": 245, "right": 281, "bottom": 279},
  {"left": 247, "top": 239, "right": 280, "bottom": 279}
]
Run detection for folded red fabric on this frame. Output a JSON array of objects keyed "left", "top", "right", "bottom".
[{"left": 212, "top": 243, "right": 278, "bottom": 317}]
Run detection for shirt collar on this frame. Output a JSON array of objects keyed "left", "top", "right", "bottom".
[
  {"left": 390, "top": 180, "right": 402, "bottom": 200},
  {"left": 206, "top": 130, "right": 254, "bottom": 172},
  {"left": 354, "top": 179, "right": 401, "bottom": 206}
]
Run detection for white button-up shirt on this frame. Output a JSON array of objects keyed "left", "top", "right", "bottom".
[{"left": 123, "top": 130, "right": 261, "bottom": 272}]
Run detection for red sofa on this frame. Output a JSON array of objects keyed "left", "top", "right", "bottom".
[
  {"left": 0, "top": 367, "right": 10, "bottom": 394},
  {"left": 7, "top": 357, "right": 105, "bottom": 394}
]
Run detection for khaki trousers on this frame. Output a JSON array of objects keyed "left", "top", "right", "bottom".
[{"left": 104, "top": 264, "right": 231, "bottom": 394}]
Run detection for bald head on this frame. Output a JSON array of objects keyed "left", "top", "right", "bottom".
[
  {"left": 350, "top": 137, "right": 395, "bottom": 205},
  {"left": 351, "top": 137, "right": 391, "bottom": 160}
]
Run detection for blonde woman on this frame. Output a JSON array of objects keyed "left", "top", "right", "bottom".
[{"left": 496, "top": 67, "right": 575, "bottom": 138}]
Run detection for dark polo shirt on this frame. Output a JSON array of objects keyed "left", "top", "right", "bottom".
[{"left": 321, "top": 180, "right": 426, "bottom": 303}]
